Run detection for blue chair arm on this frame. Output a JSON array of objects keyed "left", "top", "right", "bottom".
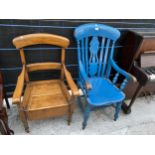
[
  {"left": 79, "top": 61, "right": 92, "bottom": 90},
  {"left": 110, "top": 59, "right": 136, "bottom": 82}
]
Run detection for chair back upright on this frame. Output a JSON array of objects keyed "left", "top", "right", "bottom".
[{"left": 13, "top": 33, "right": 70, "bottom": 82}]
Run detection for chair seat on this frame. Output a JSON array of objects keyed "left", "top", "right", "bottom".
[
  {"left": 22, "top": 80, "right": 69, "bottom": 120},
  {"left": 87, "top": 78, "right": 125, "bottom": 106}
]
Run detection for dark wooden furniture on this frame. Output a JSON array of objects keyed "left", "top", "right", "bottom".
[
  {"left": 0, "top": 73, "right": 10, "bottom": 109},
  {"left": 12, "top": 33, "right": 79, "bottom": 132},
  {"left": 0, "top": 72, "right": 13, "bottom": 134},
  {"left": 120, "top": 30, "right": 155, "bottom": 113}
]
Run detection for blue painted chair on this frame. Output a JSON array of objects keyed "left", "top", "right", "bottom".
[{"left": 74, "top": 23, "right": 133, "bottom": 129}]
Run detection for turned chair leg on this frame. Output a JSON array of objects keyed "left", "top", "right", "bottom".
[
  {"left": 22, "top": 117, "right": 29, "bottom": 133},
  {"left": 77, "top": 96, "right": 84, "bottom": 112},
  {"left": 68, "top": 104, "right": 73, "bottom": 125},
  {"left": 82, "top": 104, "right": 91, "bottom": 130},
  {"left": 18, "top": 106, "right": 30, "bottom": 133},
  {"left": 114, "top": 102, "right": 122, "bottom": 121}
]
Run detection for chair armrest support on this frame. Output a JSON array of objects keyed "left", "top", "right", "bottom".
[
  {"left": 12, "top": 66, "right": 25, "bottom": 104},
  {"left": 130, "top": 61, "right": 149, "bottom": 86},
  {"left": 110, "top": 59, "right": 136, "bottom": 82},
  {"left": 63, "top": 64, "right": 79, "bottom": 96},
  {"left": 79, "top": 61, "right": 92, "bottom": 90}
]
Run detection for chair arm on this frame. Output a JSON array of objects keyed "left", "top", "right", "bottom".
[
  {"left": 12, "top": 66, "right": 25, "bottom": 104},
  {"left": 79, "top": 61, "right": 92, "bottom": 90},
  {"left": 110, "top": 59, "right": 136, "bottom": 82},
  {"left": 63, "top": 65, "right": 79, "bottom": 96}
]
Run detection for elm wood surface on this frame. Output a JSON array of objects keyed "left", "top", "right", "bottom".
[
  {"left": 13, "top": 33, "right": 69, "bottom": 49},
  {"left": 12, "top": 65, "right": 25, "bottom": 104},
  {"left": 120, "top": 30, "right": 155, "bottom": 113},
  {"left": 12, "top": 33, "right": 79, "bottom": 132},
  {"left": 26, "top": 62, "right": 62, "bottom": 72},
  {"left": 23, "top": 80, "right": 74, "bottom": 120}
]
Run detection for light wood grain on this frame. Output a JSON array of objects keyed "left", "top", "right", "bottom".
[
  {"left": 13, "top": 33, "right": 70, "bottom": 49},
  {"left": 59, "top": 81, "right": 71, "bottom": 101},
  {"left": 22, "top": 80, "right": 70, "bottom": 120},
  {"left": 63, "top": 65, "right": 79, "bottom": 96},
  {"left": 19, "top": 49, "right": 29, "bottom": 81},
  {"left": 19, "top": 48, "right": 26, "bottom": 64},
  {"left": 61, "top": 48, "right": 65, "bottom": 80},
  {"left": 12, "top": 33, "right": 78, "bottom": 132},
  {"left": 27, "top": 62, "right": 61, "bottom": 72},
  {"left": 12, "top": 66, "right": 25, "bottom": 104}
]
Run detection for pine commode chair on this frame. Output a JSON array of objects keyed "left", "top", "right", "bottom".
[
  {"left": 12, "top": 33, "right": 79, "bottom": 132},
  {"left": 74, "top": 23, "right": 134, "bottom": 129}
]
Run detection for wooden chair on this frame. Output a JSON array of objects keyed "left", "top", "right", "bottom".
[
  {"left": 0, "top": 72, "right": 14, "bottom": 134},
  {"left": 74, "top": 24, "right": 134, "bottom": 129},
  {"left": 12, "top": 33, "right": 79, "bottom": 132}
]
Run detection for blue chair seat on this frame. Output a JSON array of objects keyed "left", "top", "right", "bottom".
[{"left": 87, "top": 78, "right": 125, "bottom": 106}]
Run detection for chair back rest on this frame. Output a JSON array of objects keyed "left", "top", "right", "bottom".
[
  {"left": 74, "top": 23, "right": 120, "bottom": 78},
  {"left": 13, "top": 33, "right": 70, "bottom": 81},
  {"left": 13, "top": 33, "right": 69, "bottom": 49}
]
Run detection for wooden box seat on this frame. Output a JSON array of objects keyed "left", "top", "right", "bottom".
[{"left": 23, "top": 80, "right": 70, "bottom": 120}]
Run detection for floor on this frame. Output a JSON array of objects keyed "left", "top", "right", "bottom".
[{"left": 5, "top": 95, "right": 155, "bottom": 135}]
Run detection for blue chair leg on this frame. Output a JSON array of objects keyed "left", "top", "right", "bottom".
[
  {"left": 82, "top": 104, "right": 91, "bottom": 130},
  {"left": 114, "top": 102, "right": 122, "bottom": 121},
  {"left": 77, "top": 96, "right": 84, "bottom": 112}
]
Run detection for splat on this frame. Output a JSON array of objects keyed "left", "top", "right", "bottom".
[{"left": 89, "top": 37, "right": 99, "bottom": 76}]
